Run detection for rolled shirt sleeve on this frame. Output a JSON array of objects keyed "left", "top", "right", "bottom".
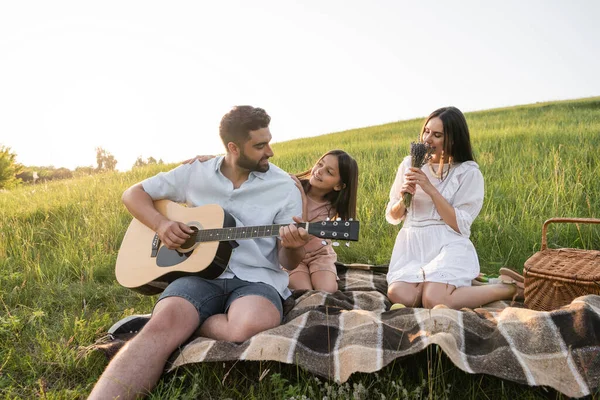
[
  {"left": 385, "top": 157, "right": 411, "bottom": 225},
  {"left": 452, "top": 167, "right": 484, "bottom": 237},
  {"left": 141, "top": 164, "right": 192, "bottom": 203}
]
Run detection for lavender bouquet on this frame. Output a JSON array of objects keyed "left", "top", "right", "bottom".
[{"left": 402, "top": 142, "right": 433, "bottom": 209}]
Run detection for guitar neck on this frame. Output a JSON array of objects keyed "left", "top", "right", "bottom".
[{"left": 194, "top": 222, "right": 309, "bottom": 243}]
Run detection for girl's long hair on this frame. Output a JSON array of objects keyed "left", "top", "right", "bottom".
[{"left": 295, "top": 149, "right": 358, "bottom": 220}]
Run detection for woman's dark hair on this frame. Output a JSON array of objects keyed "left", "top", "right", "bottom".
[
  {"left": 419, "top": 106, "right": 475, "bottom": 163},
  {"left": 295, "top": 150, "right": 358, "bottom": 220},
  {"left": 219, "top": 106, "right": 271, "bottom": 148}
]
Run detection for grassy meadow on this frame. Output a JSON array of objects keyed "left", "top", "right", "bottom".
[{"left": 1, "top": 97, "right": 600, "bottom": 399}]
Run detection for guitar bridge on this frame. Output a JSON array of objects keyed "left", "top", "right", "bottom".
[{"left": 151, "top": 234, "right": 161, "bottom": 258}]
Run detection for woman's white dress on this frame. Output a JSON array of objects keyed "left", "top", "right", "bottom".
[{"left": 385, "top": 156, "right": 484, "bottom": 288}]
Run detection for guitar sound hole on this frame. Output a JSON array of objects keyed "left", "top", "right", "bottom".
[{"left": 180, "top": 226, "right": 199, "bottom": 251}]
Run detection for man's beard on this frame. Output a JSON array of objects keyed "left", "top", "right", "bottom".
[{"left": 237, "top": 151, "right": 270, "bottom": 173}]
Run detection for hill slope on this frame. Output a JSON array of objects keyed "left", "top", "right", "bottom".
[{"left": 1, "top": 96, "right": 599, "bottom": 398}]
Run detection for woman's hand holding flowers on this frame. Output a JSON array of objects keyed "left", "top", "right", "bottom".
[
  {"left": 400, "top": 179, "right": 416, "bottom": 196},
  {"left": 405, "top": 167, "right": 436, "bottom": 197}
]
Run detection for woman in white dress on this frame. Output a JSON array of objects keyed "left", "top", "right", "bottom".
[{"left": 386, "top": 107, "right": 523, "bottom": 309}]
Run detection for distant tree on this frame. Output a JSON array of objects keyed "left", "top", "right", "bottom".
[
  {"left": 74, "top": 166, "right": 95, "bottom": 176},
  {"left": 17, "top": 167, "right": 48, "bottom": 183},
  {"left": 37, "top": 167, "right": 53, "bottom": 181},
  {"left": 32, "top": 166, "right": 50, "bottom": 181},
  {"left": 53, "top": 167, "right": 73, "bottom": 180},
  {"left": 17, "top": 166, "right": 74, "bottom": 183},
  {"left": 16, "top": 170, "right": 34, "bottom": 183},
  {"left": 0, "top": 145, "right": 23, "bottom": 189},
  {"left": 158, "top": 158, "right": 164, "bottom": 164},
  {"left": 95, "top": 147, "right": 118, "bottom": 172},
  {"left": 132, "top": 156, "right": 162, "bottom": 169},
  {"left": 133, "top": 156, "right": 146, "bottom": 169}
]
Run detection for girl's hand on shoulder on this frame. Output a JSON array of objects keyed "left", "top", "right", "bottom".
[
  {"left": 290, "top": 174, "right": 303, "bottom": 191},
  {"left": 290, "top": 175, "right": 307, "bottom": 200},
  {"left": 181, "top": 155, "right": 216, "bottom": 165},
  {"left": 290, "top": 175, "right": 308, "bottom": 220},
  {"left": 405, "top": 167, "right": 435, "bottom": 196}
]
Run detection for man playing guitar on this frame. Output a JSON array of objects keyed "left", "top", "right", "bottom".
[{"left": 89, "top": 106, "right": 309, "bottom": 399}]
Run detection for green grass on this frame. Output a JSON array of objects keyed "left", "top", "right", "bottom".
[{"left": 1, "top": 97, "right": 600, "bottom": 398}]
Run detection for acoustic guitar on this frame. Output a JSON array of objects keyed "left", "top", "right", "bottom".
[{"left": 115, "top": 200, "right": 360, "bottom": 294}]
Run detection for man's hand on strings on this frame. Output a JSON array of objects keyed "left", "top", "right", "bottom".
[{"left": 279, "top": 216, "right": 309, "bottom": 249}]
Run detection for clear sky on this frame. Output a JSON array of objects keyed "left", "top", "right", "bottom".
[{"left": 1, "top": 0, "right": 598, "bottom": 171}]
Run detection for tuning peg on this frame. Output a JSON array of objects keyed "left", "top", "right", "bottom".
[
  {"left": 332, "top": 242, "right": 340, "bottom": 247},
  {"left": 345, "top": 242, "right": 350, "bottom": 247},
  {"left": 348, "top": 218, "right": 353, "bottom": 221},
  {"left": 321, "top": 240, "right": 327, "bottom": 246},
  {"left": 325, "top": 217, "right": 330, "bottom": 221},
  {"left": 336, "top": 217, "right": 342, "bottom": 221}
]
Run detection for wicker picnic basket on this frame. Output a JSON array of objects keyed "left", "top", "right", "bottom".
[{"left": 523, "top": 217, "right": 600, "bottom": 311}]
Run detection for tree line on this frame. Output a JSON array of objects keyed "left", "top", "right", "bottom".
[{"left": 0, "top": 145, "right": 162, "bottom": 189}]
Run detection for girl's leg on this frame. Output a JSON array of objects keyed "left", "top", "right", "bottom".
[
  {"left": 422, "top": 277, "right": 522, "bottom": 309},
  {"left": 307, "top": 248, "right": 338, "bottom": 293},
  {"left": 310, "top": 270, "right": 338, "bottom": 293},
  {"left": 387, "top": 281, "right": 424, "bottom": 307},
  {"left": 288, "top": 271, "right": 313, "bottom": 290}
]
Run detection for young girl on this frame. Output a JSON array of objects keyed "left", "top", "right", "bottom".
[
  {"left": 386, "top": 107, "right": 523, "bottom": 309},
  {"left": 183, "top": 150, "right": 359, "bottom": 294},
  {"left": 286, "top": 150, "right": 358, "bottom": 293}
]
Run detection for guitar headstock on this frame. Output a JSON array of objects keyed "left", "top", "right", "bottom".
[{"left": 306, "top": 220, "right": 360, "bottom": 241}]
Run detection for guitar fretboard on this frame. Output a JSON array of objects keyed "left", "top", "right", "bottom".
[{"left": 194, "top": 223, "right": 309, "bottom": 243}]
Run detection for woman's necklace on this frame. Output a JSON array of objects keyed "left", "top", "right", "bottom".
[{"left": 428, "top": 162, "right": 443, "bottom": 179}]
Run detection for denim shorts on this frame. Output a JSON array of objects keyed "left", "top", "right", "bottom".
[{"left": 156, "top": 275, "right": 284, "bottom": 323}]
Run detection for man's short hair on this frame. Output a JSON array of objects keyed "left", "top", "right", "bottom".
[{"left": 219, "top": 106, "right": 271, "bottom": 147}]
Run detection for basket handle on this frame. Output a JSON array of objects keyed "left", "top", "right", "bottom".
[{"left": 541, "top": 217, "right": 600, "bottom": 250}]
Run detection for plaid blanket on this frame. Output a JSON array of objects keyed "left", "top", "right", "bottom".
[{"left": 93, "top": 265, "right": 600, "bottom": 398}]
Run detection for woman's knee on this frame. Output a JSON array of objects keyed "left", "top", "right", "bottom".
[
  {"left": 387, "top": 287, "right": 404, "bottom": 304},
  {"left": 421, "top": 286, "right": 451, "bottom": 309},
  {"left": 387, "top": 282, "right": 420, "bottom": 306}
]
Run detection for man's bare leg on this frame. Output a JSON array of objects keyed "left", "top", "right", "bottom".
[
  {"left": 198, "top": 295, "right": 280, "bottom": 342},
  {"left": 88, "top": 297, "right": 199, "bottom": 400}
]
